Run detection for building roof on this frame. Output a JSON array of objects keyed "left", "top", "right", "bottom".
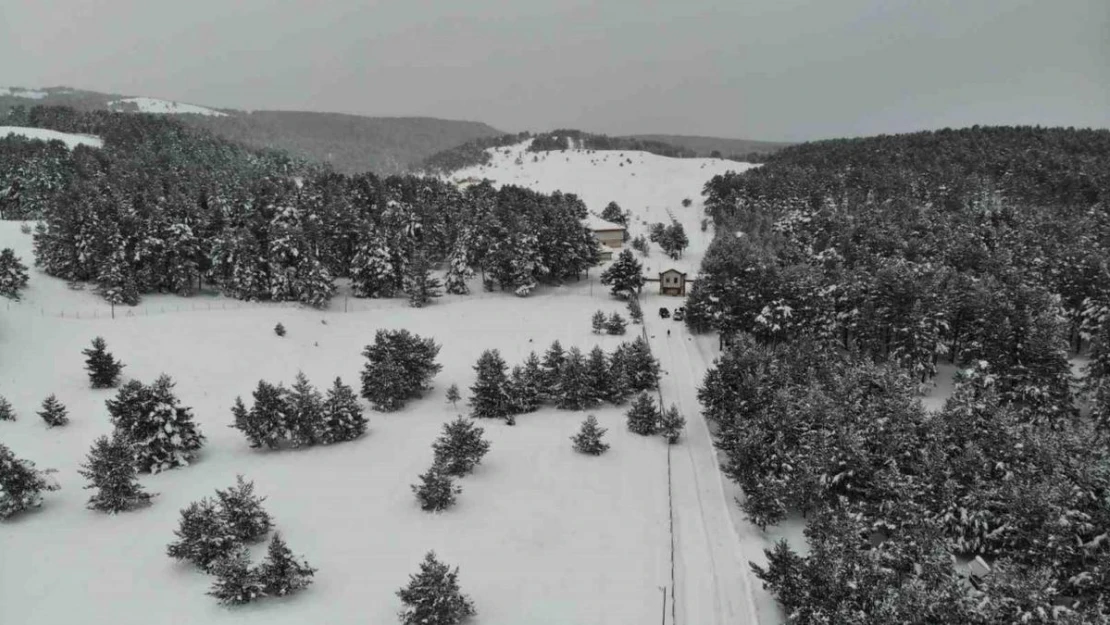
[
  {"left": 583, "top": 214, "right": 625, "bottom": 231},
  {"left": 660, "top": 268, "right": 688, "bottom": 277}
]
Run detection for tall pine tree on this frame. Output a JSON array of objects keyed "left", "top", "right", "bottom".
[
  {"left": 83, "top": 337, "right": 124, "bottom": 389},
  {"left": 78, "top": 432, "right": 154, "bottom": 513},
  {"left": 397, "top": 552, "right": 476, "bottom": 625},
  {"left": 469, "top": 350, "right": 511, "bottom": 420}
]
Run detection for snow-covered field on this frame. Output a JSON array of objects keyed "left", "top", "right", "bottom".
[
  {"left": 1, "top": 87, "right": 48, "bottom": 99},
  {"left": 108, "top": 97, "right": 228, "bottom": 117},
  {"left": 0, "top": 126, "right": 103, "bottom": 149}
]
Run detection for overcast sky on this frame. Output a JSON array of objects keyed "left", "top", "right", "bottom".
[{"left": 3, "top": 0, "right": 1108, "bottom": 141}]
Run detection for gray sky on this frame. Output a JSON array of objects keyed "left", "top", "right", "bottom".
[{"left": 3, "top": 0, "right": 1109, "bottom": 141}]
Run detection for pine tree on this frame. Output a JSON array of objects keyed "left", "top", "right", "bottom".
[
  {"left": 287, "top": 372, "right": 323, "bottom": 448},
  {"left": 38, "top": 394, "right": 68, "bottom": 427},
  {"left": 571, "top": 415, "right": 610, "bottom": 455},
  {"left": 233, "top": 381, "right": 289, "bottom": 449},
  {"left": 214, "top": 475, "right": 272, "bottom": 543},
  {"left": 432, "top": 417, "right": 492, "bottom": 477},
  {"left": 443, "top": 240, "right": 474, "bottom": 295},
  {"left": 625, "top": 337, "right": 661, "bottom": 392},
  {"left": 507, "top": 365, "right": 541, "bottom": 414},
  {"left": 412, "top": 466, "right": 461, "bottom": 512},
  {"left": 404, "top": 252, "right": 443, "bottom": 308},
  {"left": 166, "top": 498, "right": 239, "bottom": 571},
  {"left": 659, "top": 404, "right": 686, "bottom": 444},
  {"left": 520, "top": 351, "right": 547, "bottom": 405},
  {"left": 257, "top": 532, "right": 316, "bottom": 597},
  {"left": 605, "top": 312, "right": 627, "bottom": 335},
  {"left": 0, "top": 396, "right": 15, "bottom": 421},
  {"left": 591, "top": 310, "right": 607, "bottom": 334},
  {"left": 445, "top": 384, "right": 461, "bottom": 409},
  {"left": 360, "top": 330, "right": 442, "bottom": 412},
  {"left": 83, "top": 337, "right": 124, "bottom": 389},
  {"left": 556, "top": 347, "right": 592, "bottom": 410},
  {"left": 207, "top": 546, "right": 264, "bottom": 606},
  {"left": 0, "top": 442, "right": 59, "bottom": 519},
  {"left": 469, "top": 350, "right": 511, "bottom": 420},
  {"left": 274, "top": 322, "right": 286, "bottom": 337},
  {"left": 96, "top": 248, "right": 140, "bottom": 306},
  {"left": 78, "top": 432, "right": 154, "bottom": 513},
  {"left": 0, "top": 248, "right": 29, "bottom": 300},
  {"left": 541, "top": 340, "right": 566, "bottom": 392},
  {"left": 601, "top": 201, "right": 626, "bottom": 225},
  {"left": 584, "top": 346, "right": 611, "bottom": 407},
  {"left": 397, "top": 551, "right": 476, "bottom": 625},
  {"left": 600, "top": 249, "right": 645, "bottom": 299},
  {"left": 606, "top": 345, "right": 633, "bottom": 404},
  {"left": 108, "top": 375, "right": 205, "bottom": 472},
  {"left": 627, "top": 297, "right": 644, "bottom": 324},
  {"left": 626, "top": 393, "right": 661, "bottom": 435},
  {"left": 320, "top": 377, "right": 367, "bottom": 444},
  {"left": 350, "top": 238, "right": 397, "bottom": 298}
]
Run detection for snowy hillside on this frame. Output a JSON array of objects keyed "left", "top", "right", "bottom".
[
  {"left": 0, "top": 126, "right": 103, "bottom": 149},
  {"left": 108, "top": 96, "right": 228, "bottom": 117},
  {"left": 0, "top": 87, "right": 48, "bottom": 99},
  {"left": 450, "top": 140, "right": 759, "bottom": 277}
]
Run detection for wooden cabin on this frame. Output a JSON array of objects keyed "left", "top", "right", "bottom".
[{"left": 658, "top": 269, "right": 688, "bottom": 296}]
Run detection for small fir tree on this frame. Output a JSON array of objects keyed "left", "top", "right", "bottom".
[
  {"left": 214, "top": 475, "right": 272, "bottom": 543},
  {"left": 584, "top": 346, "right": 611, "bottom": 407},
  {"left": 0, "top": 396, "right": 15, "bottom": 421},
  {"left": 38, "top": 394, "right": 68, "bottom": 428},
  {"left": 83, "top": 337, "right": 124, "bottom": 389},
  {"left": 469, "top": 350, "right": 511, "bottom": 420},
  {"left": 626, "top": 393, "right": 661, "bottom": 435},
  {"left": 0, "top": 443, "right": 59, "bottom": 519},
  {"left": 625, "top": 337, "right": 661, "bottom": 392},
  {"left": 591, "top": 310, "right": 607, "bottom": 334},
  {"left": 257, "top": 532, "right": 316, "bottom": 598},
  {"left": 445, "top": 384, "right": 461, "bottom": 409},
  {"left": 403, "top": 253, "right": 443, "bottom": 308},
  {"left": 108, "top": 375, "right": 205, "bottom": 472},
  {"left": 274, "top": 322, "right": 286, "bottom": 337},
  {"left": 627, "top": 297, "right": 643, "bottom": 324},
  {"left": 507, "top": 365, "right": 542, "bottom": 414},
  {"left": 541, "top": 340, "right": 566, "bottom": 391},
  {"left": 360, "top": 330, "right": 442, "bottom": 411},
  {"left": 557, "top": 347, "right": 591, "bottom": 410},
  {"left": 233, "top": 381, "right": 289, "bottom": 449},
  {"left": 166, "top": 498, "right": 240, "bottom": 571},
  {"left": 0, "top": 248, "right": 30, "bottom": 300},
  {"left": 432, "top": 417, "right": 492, "bottom": 477},
  {"left": 320, "top": 377, "right": 367, "bottom": 444},
  {"left": 606, "top": 346, "right": 633, "bottom": 404},
  {"left": 412, "top": 466, "right": 461, "bottom": 512},
  {"left": 78, "top": 432, "right": 154, "bottom": 513},
  {"left": 287, "top": 372, "right": 323, "bottom": 448},
  {"left": 660, "top": 404, "right": 686, "bottom": 444},
  {"left": 397, "top": 552, "right": 476, "bottom": 625},
  {"left": 571, "top": 415, "right": 610, "bottom": 455},
  {"left": 207, "top": 546, "right": 264, "bottom": 606},
  {"left": 600, "top": 249, "right": 645, "bottom": 298},
  {"left": 520, "top": 351, "right": 547, "bottom": 405},
  {"left": 605, "top": 312, "right": 627, "bottom": 335}
]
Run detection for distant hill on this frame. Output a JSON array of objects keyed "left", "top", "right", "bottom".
[
  {"left": 0, "top": 86, "right": 503, "bottom": 174},
  {"left": 626, "top": 134, "right": 791, "bottom": 159}
]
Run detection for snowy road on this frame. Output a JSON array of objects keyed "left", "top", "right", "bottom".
[{"left": 643, "top": 302, "right": 778, "bottom": 625}]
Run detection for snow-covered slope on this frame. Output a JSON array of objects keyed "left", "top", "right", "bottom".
[
  {"left": 450, "top": 140, "right": 759, "bottom": 277},
  {"left": 108, "top": 97, "right": 228, "bottom": 117},
  {"left": 0, "top": 126, "right": 103, "bottom": 149},
  {"left": 0, "top": 87, "right": 49, "bottom": 99}
]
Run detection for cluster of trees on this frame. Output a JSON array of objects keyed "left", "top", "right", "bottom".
[
  {"left": 648, "top": 221, "right": 689, "bottom": 259},
  {"left": 411, "top": 417, "right": 491, "bottom": 512},
  {"left": 0, "top": 248, "right": 29, "bottom": 299},
  {"left": 10, "top": 107, "right": 602, "bottom": 307},
  {"left": 590, "top": 310, "right": 627, "bottom": 335},
  {"left": 360, "top": 329, "right": 442, "bottom": 411},
  {"left": 231, "top": 374, "right": 366, "bottom": 449},
  {"left": 418, "top": 132, "right": 532, "bottom": 174},
  {"left": 466, "top": 339, "right": 659, "bottom": 422},
  {"left": 527, "top": 130, "right": 696, "bottom": 158},
  {"left": 625, "top": 393, "right": 685, "bottom": 444},
  {"left": 166, "top": 476, "right": 315, "bottom": 605},
  {"left": 700, "top": 335, "right": 1110, "bottom": 622}
]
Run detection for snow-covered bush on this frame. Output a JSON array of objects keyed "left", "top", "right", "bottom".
[
  {"left": 397, "top": 552, "right": 476, "bottom": 625},
  {"left": 106, "top": 375, "right": 204, "bottom": 473},
  {"left": 0, "top": 443, "right": 59, "bottom": 519},
  {"left": 361, "top": 329, "right": 442, "bottom": 412},
  {"left": 412, "top": 467, "right": 461, "bottom": 512},
  {"left": 432, "top": 417, "right": 491, "bottom": 477},
  {"left": 78, "top": 432, "right": 154, "bottom": 513}
]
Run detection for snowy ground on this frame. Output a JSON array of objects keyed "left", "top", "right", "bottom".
[
  {"left": 0, "top": 126, "right": 103, "bottom": 149},
  {"left": 1, "top": 87, "right": 48, "bottom": 99},
  {"left": 108, "top": 97, "right": 228, "bottom": 117}
]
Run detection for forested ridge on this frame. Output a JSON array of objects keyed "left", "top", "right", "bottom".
[
  {"left": 694, "top": 126, "right": 1110, "bottom": 623},
  {"left": 2, "top": 106, "right": 600, "bottom": 306}
]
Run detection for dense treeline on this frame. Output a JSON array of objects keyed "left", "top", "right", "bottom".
[
  {"left": 527, "top": 129, "right": 696, "bottom": 158},
  {"left": 694, "top": 126, "right": 1110, "bottom": 622},
  {"left": 418, "top": 132, "right": 532, "bottom": 174},
  {"left": 4, "top": 107, "right": 600, "bottom": 305}
]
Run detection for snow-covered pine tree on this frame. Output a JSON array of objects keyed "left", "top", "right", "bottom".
[
  {"left": 412, "top": 466, "right": 461, "bottom": 512},
  {"left": 403, "top": 252, "right": 442, "bottom": 308},
  {"left": 507, "top": 365, "right": 541, "bottom": 414},
  {"left": 360, "top": 330, "right": 443, "bottom": 411},
  {"left": 0, "top": 396, "right": 15, "bottom": 421},
  {"left": 626, "top": 393, "right": 661, "bottom": 435},
  {"left": 584, "top": 346, "right": 611, "bottom": 407},
  {"left": 207, "top": 546, "right": 264, "bottom": 606},
  {"left": 601, "top": 201, "right": 626, "bottom": 226},
  {"left": 600, "top": 249, "right": 645, "bottom": 299},
  {"left": 606, "top": 346, "right": 633, "bottom": 404},
  {"left": 557, "top": 348, "right": 591, "bottom": 410},
  {"left": 0, "top": 442, "right": 59, "bottom": 519},
  {"left": 660, "top": 404, "right": 686, "bottom": 444},
  {"left": 571, "top": 415, "right": 609, "bottom": 455},
  {"left": 0, "top": 248, "right": 29, "bottom": 300},
  {"left": 295, "top": 256, "right": 337, "bottom": 308},
  {"left": 350, "top": 238, "right": 397, "bottom": 298},
  {"left": 541, "top": 340, "right": 566, "bottom": 391},
  {"left": 96, "top": 247, "right": 140, "bottom": 306},
  {"left": 166, "top": 498, "right": 240, "bottom": 571},
  {"left": 78, "top": 432, "right": 154, "bottom": 513},
  {"left": 256, "top": 532, "right": 316, "bottom": 598},
  {"left": 214, "top": 475, "right": 272, "bottom": 543},
  {"left": 396, "top": 551, "right": 476, "bottom": 625},
  {"left": 38, "top": 394, "right": 68, "bottom": 427},
  {"left": 320, "top": 377, "right": 367, "bottom": 444},
  {"left": 605, "top": 312, "right": 627, "bottom": 335},
  {"left": 443, "top": 239, "right": 474, "bottom": 295},
  {"left": 469, "top": 349, "right": 511, "bottom": 420},
  {"left": 591, "top": 310, "right": 607, "bottom": 334},
  {"left": 520, "top": 351, "right": 547, "bottom": 405},
  {"left": 432, "top": 416, "right": 492, "bottom": 477},
  {"left": 233, "top": 381, "right": 289, "bottom": 448},
  {"left": 445, "top": 384, "right": 461, "bottom": 409},
  {"left": 627, "top": 297, "right": 643, "bottom": 324},
  {"left": 287, "top": 372, "right": 323, "bottom": 448},
  {"left": 274, "top": 322, "right": 286, "bottom": 337},
  {"left": 107, "top": 375, "right": 205, "bottom": 473},
  {"left": 625, "top": 337, "right": 660, "bottom": 392},
  {"left": 83, "top": 336, "right": 124, "bottom": 389}
]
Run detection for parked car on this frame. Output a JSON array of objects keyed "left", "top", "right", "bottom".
[
  {"left": 673, "top": 307, "right": 685, "bottom": 322},
  {"left": 659, "top": 307, "right": 670, "bottom": 319}
]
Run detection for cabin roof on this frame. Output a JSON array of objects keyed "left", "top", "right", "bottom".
[{"left": 583, "top": 215, "right": 625, "bottom": 231}]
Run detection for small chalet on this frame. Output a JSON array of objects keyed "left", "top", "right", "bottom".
[
  {"left": 658, "top": 269, "right": 688, "bottom": 296},
  {"left": 584, "top": 215, "right": 625, "bottom": 261}
]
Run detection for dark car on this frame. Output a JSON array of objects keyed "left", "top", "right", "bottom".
[
  {"left": 659, "top": 307, "right": 670, "bottom": 319},
  {"left": 673, "top": 307, "right": 685, "bottom": 322}
]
